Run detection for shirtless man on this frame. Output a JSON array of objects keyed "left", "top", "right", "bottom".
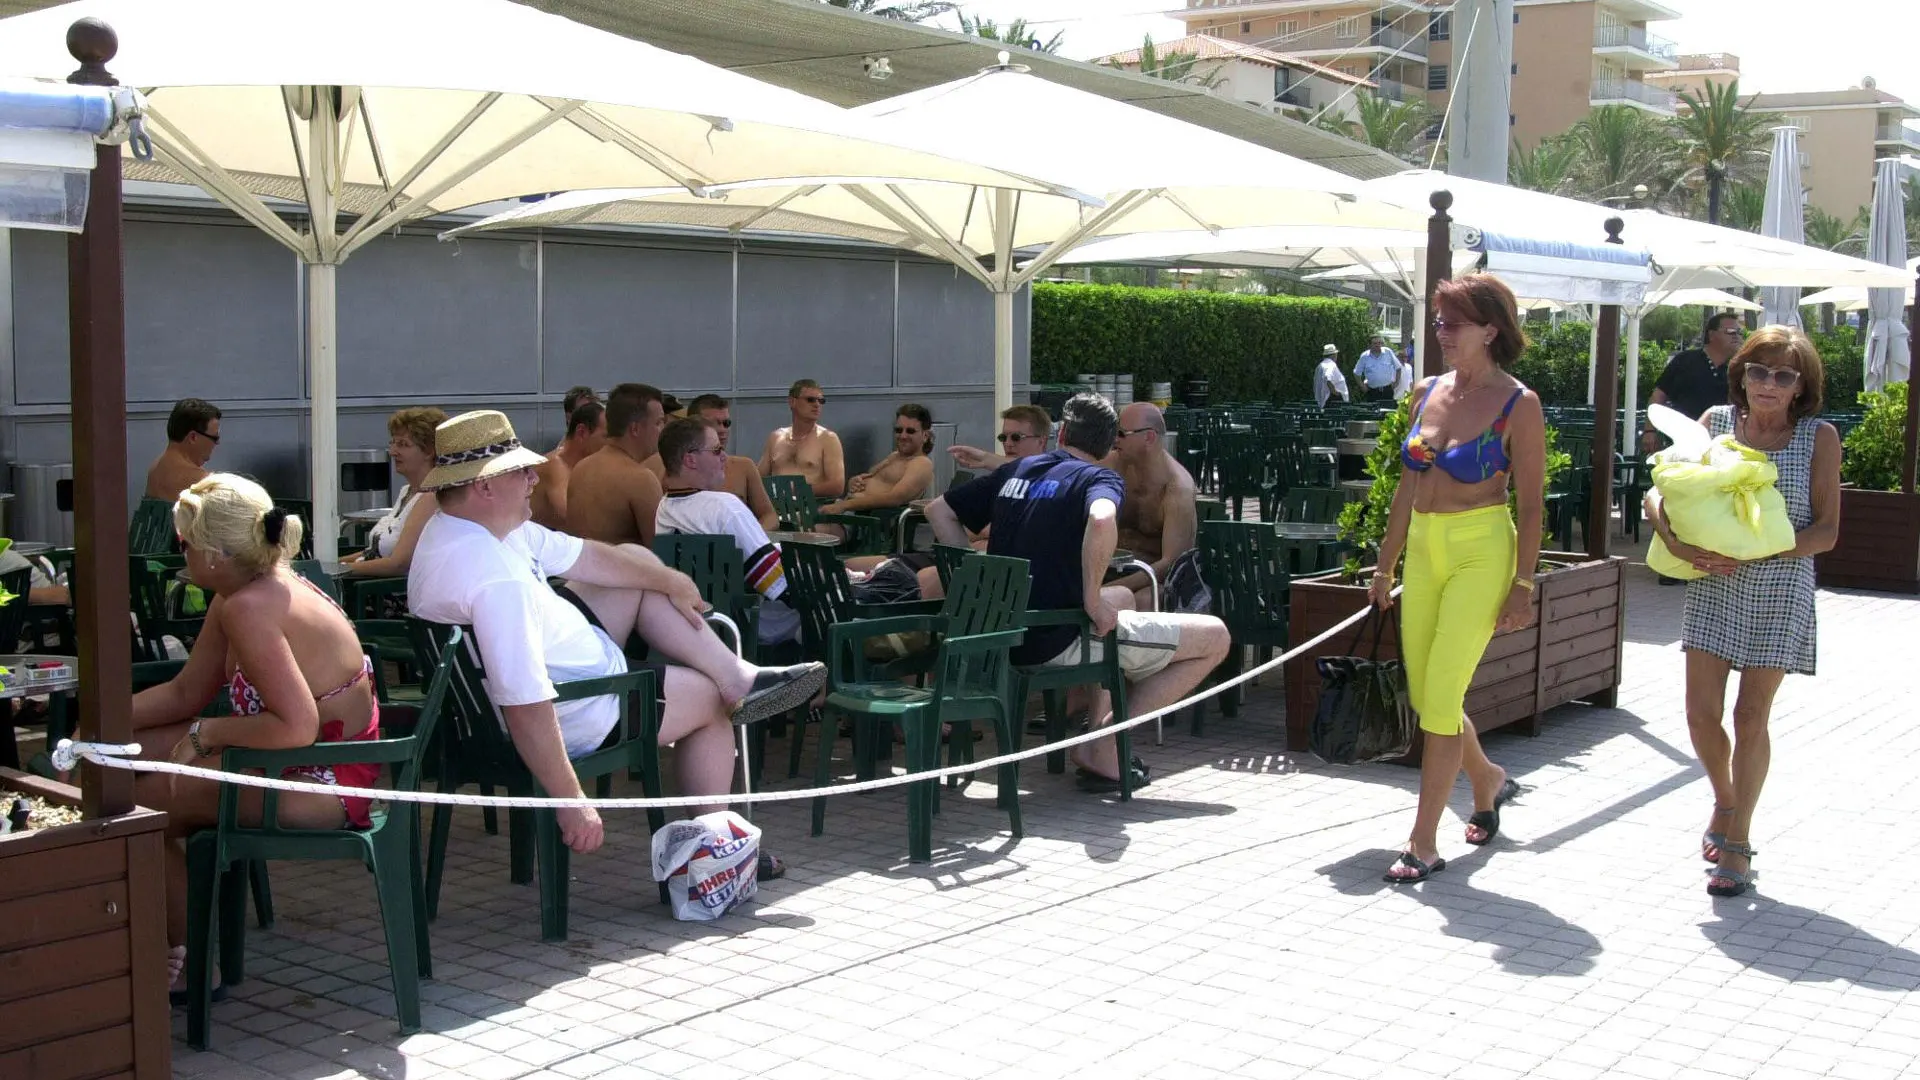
[
  {"left": 759, "top": 379, "right": 845, "bottom": 499},
  {"left": 822, "top": 404, "right": 934, "bottom": 515},
  {"left": 144, "top": 398, "right": 222, "bottom": 501},
  {"left": 1106, "top": 403, "right": 1197, "bottom": 612},
  {"left": 548, "top": 386, "right": 598, "bottom": 453},
  {"left": 566, "top": 383, "right": 667, "bottom": 546},
  {"left": 531, "top": 399, "right": 606, "bottom": 530},
  {"left": 643, "top": 394, "right": 777, "bottom": 531}
]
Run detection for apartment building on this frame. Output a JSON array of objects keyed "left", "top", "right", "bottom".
[
  {"left": 1647, "top": 56, "right": 1920, "bottom": 220},
  {"left": 1172, "top": 0, "right": 1680, "bottom": 150},
  {"left": 1095, "top": 34, "right": 1376, "bottom": 124}
]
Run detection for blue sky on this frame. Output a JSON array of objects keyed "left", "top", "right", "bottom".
[{"left": 932, "top": 0, "right": 1920, "bottom": 104}]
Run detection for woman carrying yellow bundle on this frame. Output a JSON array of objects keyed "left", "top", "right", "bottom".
[{"left": 1645, "top": 326, "right": 1841, "bottom": 897}]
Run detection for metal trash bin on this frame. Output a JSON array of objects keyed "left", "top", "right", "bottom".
[
  {"left": 338, "top": 449, "right": 393, "bottom": 517},
  {"left": 8, "top": 463, "right": 74, "bottom": 546}
]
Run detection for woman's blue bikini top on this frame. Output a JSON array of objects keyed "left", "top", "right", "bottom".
[{"left": 1401, "top": 382, "right": 1524, "bottom": 484}]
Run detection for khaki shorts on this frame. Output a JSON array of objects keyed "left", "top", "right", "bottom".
[{"left": 1042, "top": 610, "right": 1182, "bottom": 681}]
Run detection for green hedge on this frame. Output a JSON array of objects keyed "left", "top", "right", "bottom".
[
  {"left": 1513, "top": 322, "right": 1865, "bottom": 412},
  {"left": 1030, "top": 282, "right": 1377, "bottom": 402}
]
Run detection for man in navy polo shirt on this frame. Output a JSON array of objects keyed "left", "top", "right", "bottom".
[{"left": 928, "top": 394, "right": 1229, "bottom": 792}]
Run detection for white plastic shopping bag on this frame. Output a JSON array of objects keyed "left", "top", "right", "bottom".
[{"left": 649, "top": 811, "right": 760, "bottom": 921}]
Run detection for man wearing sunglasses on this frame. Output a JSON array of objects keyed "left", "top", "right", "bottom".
[
  {"left": 820, "top": 404, "right": 935, "bottom": 519},
  {"left": 655, "top": 417, "right": 801, "bottom": 647},
  {"left": 1107, "top": 403, "right": 1201, "bottom": 615},
  {"left": 1643, "top": 312, "right": 1742, "bottom": 454},
  {"left": 643, "top": 394, "right": 779, "bottom": 531},
  {"left": 760, "top": 378, "right": 846, "bottom": 499},
  {"left": 144, "top": 397, "right": 223, "bottom": 501}
]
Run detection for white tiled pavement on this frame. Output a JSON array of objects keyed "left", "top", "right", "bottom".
[{"left": 172, "top": 551, "right": 1920, "bottom": 1080}]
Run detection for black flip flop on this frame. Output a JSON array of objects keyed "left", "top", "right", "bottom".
[
  {"left": 1075, "top": 756, "right": 1150, "bottom": 793},
  {"left": 757, "top": 851, "right": 786, "bottom": 881},
  {"left": 1465, "top": 778, "right": 1522, "bottom": 846},
  {"left": 1383, "top": 851, "right": 1447, "bottom": 884}
]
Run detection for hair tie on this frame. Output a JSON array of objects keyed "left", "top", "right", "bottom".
[{"left": 263, "top": 506, "right": 288, "bottom": 545}]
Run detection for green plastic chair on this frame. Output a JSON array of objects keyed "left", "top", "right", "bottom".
[
  {"left": 1277, "top": 486, "right": 1347, "bottom": 525},
  {"left": 409, "top": 618, "right": 666, "bottom": 941},
  {"left": 1196, "top": 521, "right": 1297, "bottom": 726},
  {"left": 130, "top": 553, "right": 199, "bottom": 663},
  {"left": 761, "top": 474, "right": 889, "bottom": 553},
  {"left": 1009, "top": 611, "right": 1135, "bottom": 800},
  {"left": 777, "top": 541, "right": 941, "bottom": 778},
  {"left": 128, "top": 496, "right": 176, "bottom": 555},
  {"left": 180, "top": 629, "right": 458, "bottom": 1049},
  {"left": 1212, "top": 432, "right": 1274, "bottom": 521},
  {"left": 272, "top": 498, "right": 317, "bottom": 560},
  {"left": 930, "top": 542, "right": 974, "bottom": 592},
  {"left": 652, "top": 533, "right": 763, "bottom": 661},
  {"left": 291, "top": 559, "right": 344, "bottom": 604},
  {"left": 812, "top": 553, "right": 1030, "bottom": 862}
]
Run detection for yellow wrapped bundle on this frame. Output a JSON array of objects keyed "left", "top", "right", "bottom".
[{"left": 1645, "top": 434, "right": 1796, "bottom": 580}]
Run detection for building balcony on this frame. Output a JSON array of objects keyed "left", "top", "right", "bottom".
[
  {"left": 1282, "top": 24, "right": 1429, "bottom": 60},
  {"left": 1592, "top": 25, "right": 1679, "bottom": 70},
  {"left": 1370, "top": 78, "right": 1429, "bottom": 104},
  {"left": 1875, "top": 123, "right": 1920, "bottom": 153},
  {"left": 1591, "top": 78, "right": 1678, "bottom": 115}
]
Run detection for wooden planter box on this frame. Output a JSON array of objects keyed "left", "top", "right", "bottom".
[
  {"left": 1815, "top": 488, "right": 1920, "bottom": 594},
  {"left": 0, "top": 768, "right": 171, "bottom": 1080},
  {"left": 1284, "top": 553, "right": 1627, "bottom": 761}
]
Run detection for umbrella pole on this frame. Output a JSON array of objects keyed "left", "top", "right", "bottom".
[
  {"left": 309, "top": 264, "right": 339, "bottom": 549},
  {"left": 993, "top": 287, "right": 1014, "bottom": 415},
  {"left": 1904, "top": 265, "right": 1919, "bottom": 495},
  {"left": 1623, "top": 311, "right": 1642, "bottom": 459}
]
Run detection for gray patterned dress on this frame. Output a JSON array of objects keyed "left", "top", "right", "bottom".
[{"left": 1680, "top": 405, "right": 1818, "bottom": 675}]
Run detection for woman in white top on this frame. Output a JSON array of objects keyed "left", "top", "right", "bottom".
[{"left": 342, "top": 406, "right": 446, "bottom": 578}]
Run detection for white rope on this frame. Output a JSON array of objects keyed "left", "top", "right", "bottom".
[
  {"left": 56, "top": 598, "right": 1388, "bottom": 810},
  {"left": 1426, "top": 3, "right": 1480, "bottom": 170}
]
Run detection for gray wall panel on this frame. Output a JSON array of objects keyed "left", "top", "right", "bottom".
[
  {"left": 337, "top": 234, "right": 537, "bottom": 397},
  {"left": 543, "top": 242, "right": 732, "bottom": 392},
  {"left": 897, "top": 263, "right": 995, "bottom": 387},
  {"left": 12, "top": 221, "right": 301, "bottom": 406},
  {"left": 736, "top": 253, "right": 893, "bottom": 390}
]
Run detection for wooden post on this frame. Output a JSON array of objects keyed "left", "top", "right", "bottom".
[
  {"left": 66, "top": 17, "right": 134, "bottom": 820},
  {"left": 1422, "top": 190, "right": 1452, "bottom": 380},
  {"left": 1587, "top": 216, "right": 1625, "bottom": 561},
  {"left": 1903, "top": 264, "right": 1920, "bottom": 496}
]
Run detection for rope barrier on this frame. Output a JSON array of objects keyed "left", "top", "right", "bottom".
[{"left": 55, "top": 596, "right": 1388, "bottom": 811}]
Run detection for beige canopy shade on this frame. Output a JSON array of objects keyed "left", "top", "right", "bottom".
[
  {"left": 445, "top": 56, "right": 1428, "bottom": 413},
  {"left": 0, "top": 0, "right": 1076, "bottom": 540}
]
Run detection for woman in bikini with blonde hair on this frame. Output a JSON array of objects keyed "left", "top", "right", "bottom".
[{"left": 132, "top": 473, "right": 381, "bottom": 999}]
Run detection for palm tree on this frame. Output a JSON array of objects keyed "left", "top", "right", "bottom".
[
  {"left": 1341, "top": 91, "right": 1432, "bottom": 163},
  {"left": 1803, "top": 205, "right": 1870, "bottom": 253},
  {"left": 820, "top": 0, "right": 956, "bottom": 21},
  {"left": 1508, "top": 136, "right": 1583, "bottom": 196},
  {"left": 1718, "top": 182, "right": 1765, "bottom": 232},
  {"left": 1565, "top": 106, "right": 1676, "bottom": 204},
  {"left": 1108, "top": 35, "right": 1224, "bottom": 89},
  {"left": 1906, "top": 176, "right": 1920, "bottom": 252},
  {"left": 1671, "top": 79, "right": 1772, "bottom": 224},
  {"left": 957, "top": 14, "right": 1064, "bottom": 53}
]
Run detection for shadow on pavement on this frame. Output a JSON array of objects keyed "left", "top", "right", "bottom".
[
  {"left": 1700, "top": 897, "right": 1920, "bottom": 989},
  {"left": 1317, "top": 849, "right": 1603, "bottom": 977}
]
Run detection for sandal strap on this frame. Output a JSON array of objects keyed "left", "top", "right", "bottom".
[{"left": 1716, "top": 839, "right": 1758, "bottom": 858}]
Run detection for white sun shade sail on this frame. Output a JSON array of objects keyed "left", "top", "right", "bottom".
[
  {"left": 0, "top": 0, "right": 1079, "bottom": 545},
  {"left": 1643, "top": 287, "right": 1762, "bottom": 312},
  {"left": 444, "top": 59, "right": 1429, "bottom": 412}
]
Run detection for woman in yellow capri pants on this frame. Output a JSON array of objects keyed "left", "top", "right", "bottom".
[{"left": 1368, "top": 273, "right": 1548, "bottom": 884}]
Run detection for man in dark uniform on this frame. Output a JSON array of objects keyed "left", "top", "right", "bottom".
[{"left": 1642, "top": 311, "right": 1743, "bottom": 452}]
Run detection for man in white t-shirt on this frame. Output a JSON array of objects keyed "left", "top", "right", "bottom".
[
  {"left": 408, "top": 410, "right": 825, "bottom": 864},
  {"left": 654, "top": 417, "right": 801, "bottom": 646}
]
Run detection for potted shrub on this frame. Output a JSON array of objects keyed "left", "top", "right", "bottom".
[
  {"left": 1284, "top": 398, "right": 1629, "bottom": 755},
  {"left": 1817, "top": 382, "right": 1920, "bottom": 593}
]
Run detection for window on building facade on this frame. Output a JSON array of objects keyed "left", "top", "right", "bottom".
[
  {"left": 1429, "top": 64, "right": 1449, "bottom": 91},
  {"left": 1198, "top": 25, "right": 1224, "bottom": 39},
  {"left": 1335, "top": 16, "right": 1361, "bottom": 39},
  {"left": 1276, "top": 18, "right": 1299, "bottom": 41},
  {"left": 1428, "top": 13, "right": 1450, "bottom": 41},
  {"left": 1241, "top": 20, "right": 1251, "bottom": 34}
]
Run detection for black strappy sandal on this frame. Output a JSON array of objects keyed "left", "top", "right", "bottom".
[
  {"left": 1383, "top": 851, "right": 1447, "bottom": 884},
  {"left": 1465, "top": 778, "right": 1522, "bottom": 846}
]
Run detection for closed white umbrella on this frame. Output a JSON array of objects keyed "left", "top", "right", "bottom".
[
  {"left": 0, "top": 0, "right": 1071, "bottom": 540},
  {"left": 1865, "top": 158, "right": 1912, "bottom": 391},
  {"left": 1757, "top": 125, "right": 1807, "bottom": 328},
  {"left": 447, "top": 56, "right": 1427, "bottom": 413}
]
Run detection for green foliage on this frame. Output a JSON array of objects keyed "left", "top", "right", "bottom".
[
  {"left": 1564, "top": 106, "right": 1679, "bottom": 204},
  {"left": 1108, "top": 35, "right": 1223, "bottom": 88},
  {"left": 1809, "top": 325, "right": 1864, "bottom": 420},
  {"left": 1718, "top": 183, "right": 1765, "bottom": 232},
  {"left": 1508, "top": 136, "right": 1582, "bottom": 196},
  {"left": 1507, "top": 320, "right": 1666, "bottom": 408},
  {"left": 1672, "top": 79, "right": 1772, "bottom": 224},
  {"left": 1842, "top": 381, "right": 1910, "bottom": 491},
  {"left": 1336, "top": 399, "right": 1569, "bottom": 577},
  {"left": 956, "top": 14, "right": 1064, "bottom": 53},
  {"left": 820, "top": 0, "right": 956, "bottom": 20},
  {"left": 1804, "top": 206, "right": 1869, "bottom": 254},
  {"left": 1030, "top": 282, "right": 1376, "bottom": 402}
]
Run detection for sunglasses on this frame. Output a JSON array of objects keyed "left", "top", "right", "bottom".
[
  {"left": 799, "top": 395, "right": 826, "bottom": 405},
  {"left": 195, "top": 429, "right": 221, "bottom": 444},
  {"left": 706, "top": 417, "right": 732, "bottom": 428},
  {"left": 996, "top": 431, "right": 1038, "bottom": 445},
  {"left": 894, "top": 426, "right": 923, "bottom": 436},
  {"left": 1117, "top": 427, "right": 1155, "bottom": 438},
  {"left": 1743, "top": 364, "right": 1801, "bottom": 388},
  {"left": 1432, "top": 318, "right": 1485, "bottom": 333},
  {"left": 1718, "top": 326, "right": 1747, "bottom": 335}
]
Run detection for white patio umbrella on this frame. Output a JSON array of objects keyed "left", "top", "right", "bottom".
[
  {"left": 0, "top": 1, "right": 1075, "bottom": 541},
  {"left": 1865, "top": 158, "right": 1913, "bottom": 391},
  {"left": 1643, "top": 287, "right": 1762, "bottom": 312},
  {"left": 446, "top": 56, "right": 1427, "bottom": 413},
  {"left": 1757, "top": 125, "right": 1807, "bottom": 328},
  {"left": 1800, "top": 264, "right": 1918, "bottom": 313}
]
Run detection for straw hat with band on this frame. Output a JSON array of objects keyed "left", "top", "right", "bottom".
[{"left": 419, "top": 410, "right": 547, "bottom": 492}]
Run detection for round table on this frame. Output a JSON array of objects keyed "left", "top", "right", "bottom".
[
  {"left": 0, "top": 654, "right": 78, "bottom": 700},
  {"left": 343, "top": 507, "right": 391, "bottom": 523},
  {"left": 769, "top": 530, "right": 840, "bottom": 547}
]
